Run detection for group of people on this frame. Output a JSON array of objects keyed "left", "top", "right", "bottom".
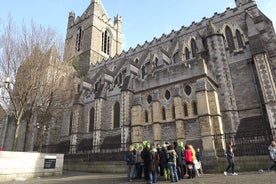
[{"left": 125, "top": 141, "right": 203, "bottom": 183}]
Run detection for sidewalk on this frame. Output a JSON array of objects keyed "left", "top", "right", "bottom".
[{"left": 3, "top": 170, "right": 276, "bottom": 184}]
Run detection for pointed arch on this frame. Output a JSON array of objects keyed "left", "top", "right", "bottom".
[
  {"left": 225, "top": 26, "right": 235, "bottom": 52},
  {"left": 89, "top": 107, "right": 95, "bottom": 132},
  {"left": 113, "top": 102, "right": 120, "bottom": 128}
]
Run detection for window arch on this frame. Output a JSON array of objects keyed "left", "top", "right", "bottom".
[
  {"left": 236, "top": 29, "right": 244, "bottom": 49},
  {"left": 192, "top": 101, "right": 198, "bottom": 116},
  {"left": 76, "top": 27, "right": 83, "bottom": 51},
  {"left": 183, "top": 103, "right": 188, "bottom": 117},
  {"left": 89, "top": 107, "right": 95, "bottom": 132},
  {"left": 225, "top": 26, "right": 235, "bottom": 53},
  {"left": 113, "top": 102, "right": 120, "bottom": 128},
  {"left": 101, "top": 29, "right": 111, "bottom": 55},
  {"left": 191, "top": 39, "right": 197, "bottom": 58},
  {"left": 145, "top": 110, "right": 149, "bottom": 123},
  {"left": 185, "top": 47, "right": 190, "bottom": 60},
  {"left": 162, "top": 107, "right": 166, "bottom": 120}
]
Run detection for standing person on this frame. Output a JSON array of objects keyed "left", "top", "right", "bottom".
[
  {"left": 159, "top": 143, "right": 170, "bottom": 181},
  {"left": 224, "top": 142, "right": 238, "bottom": 176},
  {"left": 148, "top": 147, "right": 160, "bottom": 184},
  {"left": 167, "top": 145, "right": 179, "bottom": 182},
  {"left": 268, "top": 140, "right": 276, "bottom": 172},
  {"left": 126, "top": 145, "right": 137, "bottom": 182},
  {"left": 135, "top": 144, "right": 144, "bottom": 178},
  {"left": 174, "top": 141, "right": 184, "bottom": 179},
  {"left": 196, "top": 147, "right": 203, "bottom": 175},
  {"left": 185, "top": 144, "right": 194, "bottom": 179},
  {"left": 141, "top": 141, "right": 150, "bottom": 181},
  {"left": 0, "top": 144, "right": 3, "bottom": 151}
]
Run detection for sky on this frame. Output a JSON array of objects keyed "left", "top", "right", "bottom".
[{"left": 0, "top": 0, "right": 275, "bottom": 51}]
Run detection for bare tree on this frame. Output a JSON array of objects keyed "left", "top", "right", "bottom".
[{"left": 0, "top": 16, "right": 72, "bottom": 151}]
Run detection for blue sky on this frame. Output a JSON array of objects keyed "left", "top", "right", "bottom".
[{"left": 0, "top": 0, "right": 275, "bottom": 50}]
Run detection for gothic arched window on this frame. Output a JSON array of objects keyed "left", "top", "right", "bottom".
[
  {"left": 145, "top": 110, "right": 149, "bottom": 123},
  {"left": 192, "top": 101, "right": 198, "bottom": 116},
  {"left": 236, "top": 29, "right": 244, "bottom": 49},
  {"left": 76, "top": 27, "right": 83, "bottom": 51},
  {"left": 185, "top": 47, "right": 190, "bottom": 60},
  {"left": 113, "top": 102, "right": 120, "bottom": 128},
  {"left": 191, "top": 39, "right": 197, "bottom": 58},
  {"left": 225, "top": 26, "right": 235, "bottom": 53},
  {"left": 183, "top": 103, "right": 188, "bottom": 117},
  {"left": 172, "top": 105, "right": 176, "bottom": 119},
  {"left": 162, "top": 107, "right": 166, "bottom": 120},
  {"left": 101, "top": 30, "right": 111, "bottom": 55},
  {"left": 89, "top": 108, "right": 95, "bottom": 132},
  {"left": 69, "top": 112, "right": 73, "bottom": 135}
]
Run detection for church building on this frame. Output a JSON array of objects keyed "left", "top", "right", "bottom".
[{"left": 58, "top": 0, "right": 276, "bottom": 163}]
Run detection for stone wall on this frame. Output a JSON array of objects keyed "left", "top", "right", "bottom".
[{"left": 0, "top": 151, "right": 64, "bottom": 182}]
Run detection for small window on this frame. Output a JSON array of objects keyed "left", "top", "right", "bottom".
[
  {"left": 147, "top": 95, "right": 152, "bottom": 104},
  {"left": 165, "top": 90, "right": 171, "bottom": 100},
  {"left": 75, "top": 27, "right": 83, "bottom": 51},
  {"left": 184, "top": 85, "right": 192, "bottom": 96}
]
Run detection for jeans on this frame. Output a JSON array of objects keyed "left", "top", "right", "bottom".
[
  {"left": 148, "top": 170, "right": 158, "bottom": 183},
  {"left": 168, "top": 162, "right": 178, "bottom": 182},
  {"left": 127, "top": 164, "right": 136, "bottom": 181},
  {"left": 225, "top": 158, "right": 235, "bottom": 174}
]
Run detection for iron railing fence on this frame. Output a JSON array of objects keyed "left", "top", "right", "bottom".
[
  {"left": 37, "top": 128, "right": 276, "bottom": 159},
  {"left": 213, "top": 128, "right": 275, "bottom": 157}
]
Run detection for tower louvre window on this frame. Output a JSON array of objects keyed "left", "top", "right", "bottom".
[
  {"left": 75, "top": 27, "right": 83, "bottom": 51},
  {"left": 101, "top": 30, "right": 111, "bottom": 55}
]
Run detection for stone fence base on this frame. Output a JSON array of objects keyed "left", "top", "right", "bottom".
[{"left": 64, "top": 155, "right": 272, "bottom": 174}]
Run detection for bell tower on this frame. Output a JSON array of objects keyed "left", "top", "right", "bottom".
[{"left": 64, "top": 0, "right": 122, "bottom": 69}]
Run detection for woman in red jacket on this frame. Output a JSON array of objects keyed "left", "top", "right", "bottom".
[{"left": 185, "top": 144, "right": 194, "bottom": 179}]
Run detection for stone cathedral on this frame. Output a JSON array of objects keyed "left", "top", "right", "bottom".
[{"left": 58, "top": 0, "right": 276, "bottom": 160}]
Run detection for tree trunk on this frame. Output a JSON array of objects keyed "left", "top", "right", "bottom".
[{"left": 12, "top": 119, "right": 21, "bottom": 151}]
